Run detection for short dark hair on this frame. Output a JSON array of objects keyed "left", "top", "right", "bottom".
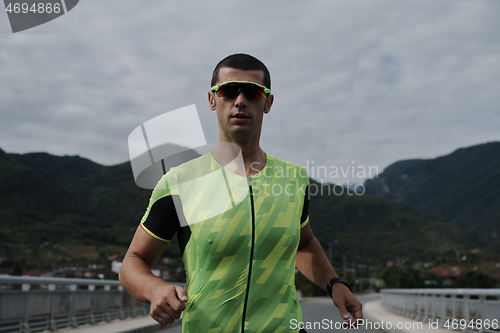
[{"left": 211, "top": 53, "right": 271, "bottom": 89}]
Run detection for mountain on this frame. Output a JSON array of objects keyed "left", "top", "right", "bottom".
[
  {"left": 0, "top": 144, "right": 490, "bottom": 267},
  {"left": 0, "top": 148, "right": 82, "bottom": 232},
  {"left": 308, "top": 180, "right": 479, "bottom": 265},
  {"left": 364, "top": 141, "right": 500, "bottom": 252},
  {"left": 0, "top": 144, "right": 199, "bottom": 262},
  {"left": 8, "top": 143, "right": 201, "bottom": 227},
  {"left": 11, "top": 151, "right": 149, "bottom": 226}
]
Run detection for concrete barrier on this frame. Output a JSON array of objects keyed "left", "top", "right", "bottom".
[
  {"left": 381, "top": 288, "right": 500, "bottom": 333},
  {"left": 0, "top": 275, "right": 185, "bottom": 333}
]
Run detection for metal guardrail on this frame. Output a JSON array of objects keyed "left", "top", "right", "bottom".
[
  {"left": 0, "top": 275, "right": 185, "bottom": 333},
  {"left": 381, "top": 288, "right": 500, "bottom": 333}
]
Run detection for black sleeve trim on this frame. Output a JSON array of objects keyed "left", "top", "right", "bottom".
[
  {"left": 177, "top": 226, "right": 191, "bottom": 257},
  {"left": 300, "top": 185, "right": 310, "bottom": 224},
  {"left": 142, "top": 195, "right": 182, "bottom": 241}
]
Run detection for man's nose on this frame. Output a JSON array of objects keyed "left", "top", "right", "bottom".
[{"left": 234, "top": 90, "right": 247, "bottom": 107}]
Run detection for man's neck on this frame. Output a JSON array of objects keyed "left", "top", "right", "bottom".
[
  {"left": 240, "top": 145, "right": 266, "bottom": 177},
  {"left": 212, "top": 141, "right": 266, "bottom": 177}
]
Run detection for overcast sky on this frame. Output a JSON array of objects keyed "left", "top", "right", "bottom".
[{"left": 1, "top": 0, "right": 499, "bottom": 184}]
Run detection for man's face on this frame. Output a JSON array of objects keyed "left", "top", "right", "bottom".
[{"left": 208, "top": 67, "right": 273, "bottom": 143}]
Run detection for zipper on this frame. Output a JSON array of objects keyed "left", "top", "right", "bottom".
[{"left": 241, "top": 176, "right": 256, "bottom": 333}]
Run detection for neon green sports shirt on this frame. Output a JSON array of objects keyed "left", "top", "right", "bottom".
[{"left": 140, "top": 153, "right": 310, "bottom": 333}]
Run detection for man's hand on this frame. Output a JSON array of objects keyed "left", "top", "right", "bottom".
[
  {"left": 149, "top": 283, "right": 188, "bottom": 325},
  {"left": 331, "top": 284, "right": 363, "bottom": 328},
  {"left": 119, "top": 227, "right": 188, "bottom": 325}
]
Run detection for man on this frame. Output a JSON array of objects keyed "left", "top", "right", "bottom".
[{"left": 119, "top": 54, "right": 362, "bottom": 332}]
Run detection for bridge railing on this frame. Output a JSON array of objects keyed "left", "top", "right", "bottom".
[
  {"left": 381, "top": 288, "right": 500, "bottom": 333},
  {"left": 0, "top": 275, "right": 185, "bottom": 333}
]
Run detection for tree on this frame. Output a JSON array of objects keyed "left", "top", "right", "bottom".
[
  {"left": 382, "top": 266, "right": 423, "bottom": 288},
  {"left": 453, "top": 270, "right": 494, "bottom": 288}
]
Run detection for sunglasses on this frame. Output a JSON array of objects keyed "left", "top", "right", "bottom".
[{"left": 211, "top": 81, "right": 271, "bottom": 100}]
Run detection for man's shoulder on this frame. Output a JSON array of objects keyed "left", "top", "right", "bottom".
[
  {"left": 153, "top": 153, "right": 211, "bottom": 189},
  {"left": 165, "top": 153, "right": 212, "bottom": 174}
]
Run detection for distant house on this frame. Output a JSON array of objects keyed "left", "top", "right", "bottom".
[{"left": 431, "top": 266, "right": 461, "bottom": 287}]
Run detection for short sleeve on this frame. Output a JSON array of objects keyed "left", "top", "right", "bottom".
[
  {"left": 140, "top": 168, "right": 181, "bottom": 243},
  {"left": 298, "top": 166, "right": 310, "bottom": 228},
  {"left": 300, "top": 184, "right": 310, "bottom": 228}
]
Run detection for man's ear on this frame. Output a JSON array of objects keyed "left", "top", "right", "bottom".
[
  {"left": 208, "top": 91, "right": 217, "bottom": 111},
  {"left": 263, "top": 94, "right": 274, "bottom": 114}
]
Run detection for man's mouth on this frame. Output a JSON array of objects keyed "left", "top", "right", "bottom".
[{"left": 232, "top": 113, "right": 249, "bottom": 119}]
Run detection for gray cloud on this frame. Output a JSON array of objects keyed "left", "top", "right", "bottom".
[{"left": 1, "top": 0, "right": 498, "bottom": 184}]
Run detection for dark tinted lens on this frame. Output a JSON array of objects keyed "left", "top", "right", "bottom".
[
  {"left": 216, "top": 84, "right": 240, "bottom": 99},
  {"left": 217, "top": 83, "right": 266, "bottom": 100},
  {"left": 242, "top": 84, "right": 266, "bottom": 99}
]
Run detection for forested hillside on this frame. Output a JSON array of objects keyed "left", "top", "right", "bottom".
[{"left": 0, "top": 145, "right": 486, "bottom": 267}]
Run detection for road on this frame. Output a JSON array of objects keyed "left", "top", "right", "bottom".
[{"left": 157, "top": 293, "right": 382, "bottom": 333}]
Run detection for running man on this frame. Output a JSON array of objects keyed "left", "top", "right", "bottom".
[{"left": 119, "top": 53, "right": 362, "bottom": 332}]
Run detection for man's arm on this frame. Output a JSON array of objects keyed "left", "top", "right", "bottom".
[
  {"left": 119, "top": 226, "right": 188, "bottom": 325},
  {"left": 296, "top": 222, "right": 362, "bottom": 325}
]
